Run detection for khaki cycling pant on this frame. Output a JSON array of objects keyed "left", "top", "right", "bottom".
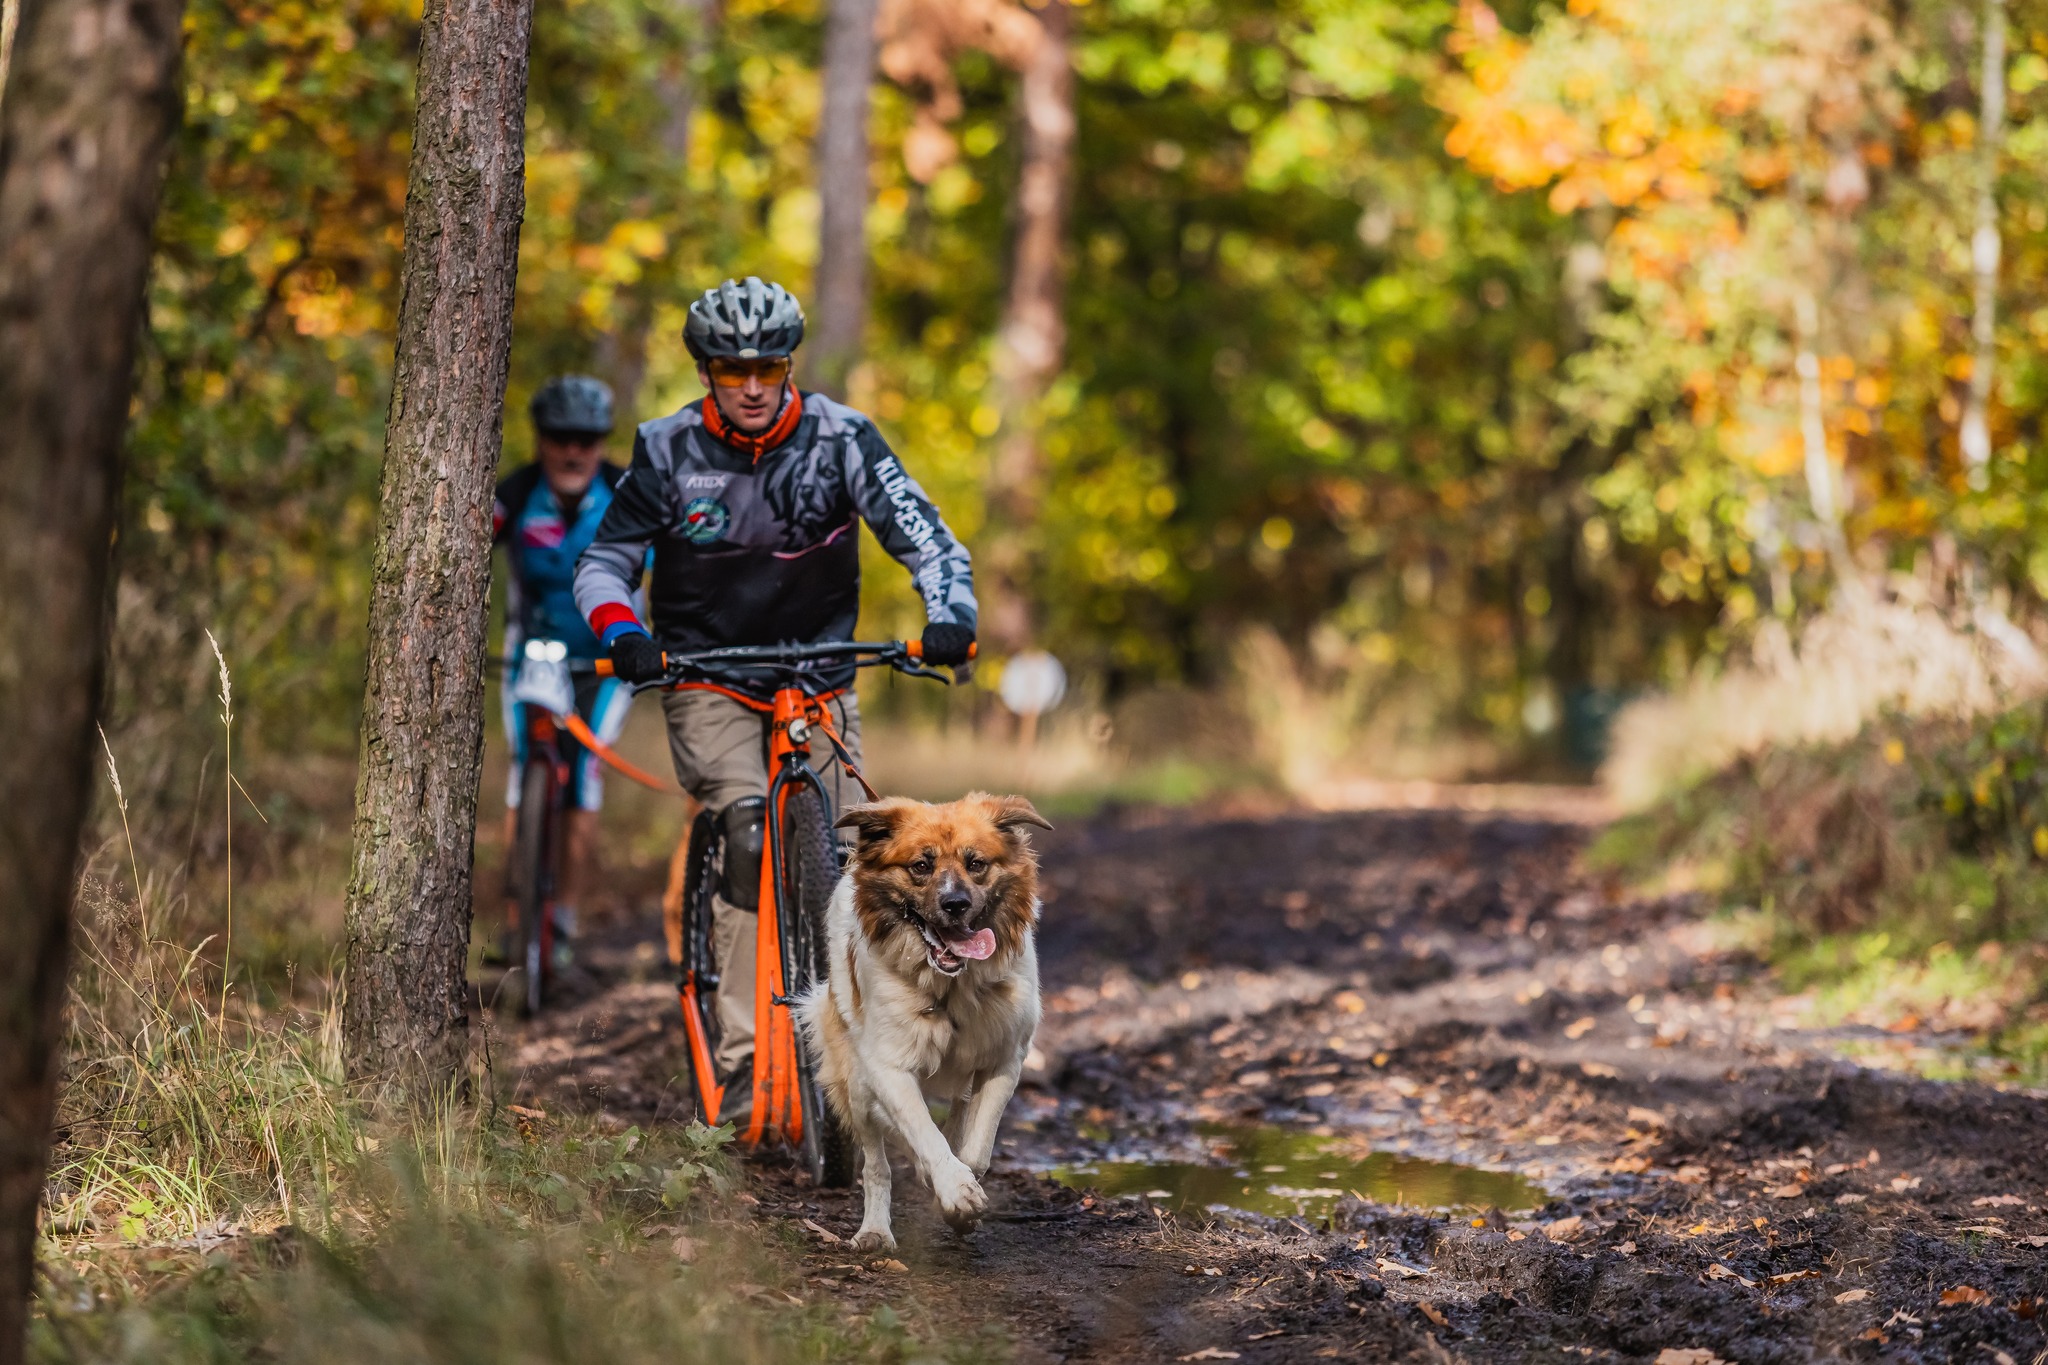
[{"left": 660, "top": 687, "right": 862, "bottom": 1078}]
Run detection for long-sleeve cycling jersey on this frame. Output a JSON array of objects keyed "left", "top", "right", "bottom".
[{"left": 573, "top": 389, "right": 976, "bottom": 697}]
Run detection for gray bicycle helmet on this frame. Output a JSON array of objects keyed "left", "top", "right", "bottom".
[
  {"left": 530, "top": 375, "right": 614, "bottom": 437},
  {"left": 684, "top": 277, "right": 806, "bottom": 361}
]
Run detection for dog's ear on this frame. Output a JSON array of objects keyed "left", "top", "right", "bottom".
[
  {"left": 834, "top": 797, "right": 921, "bottom": 847},
  {"left": 979, "top": 793, "right": 1052, "bottom": 837}
]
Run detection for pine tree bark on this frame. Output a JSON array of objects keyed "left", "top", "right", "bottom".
[
  {"left": 0, "top": 0, "right": 184, "bottom": 1353},
  {"left": 807, "top": 0, "right": 878, "bottom": 399},
  {"left": 343, "top": 0, "right": 534, "bottom": 1093},
  {"left": 984, "top": 0, "right": 1075, "bottom": 655}
]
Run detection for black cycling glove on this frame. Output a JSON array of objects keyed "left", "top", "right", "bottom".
[
  {"left": 920, "top": 621, "right": 976, "bottom": 667},
  {"left": 608, "top": 633, "right": 667, "bottom": 684}
]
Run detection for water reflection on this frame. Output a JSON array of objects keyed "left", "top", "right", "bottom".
[{"left": 1049, "top": 1123, "right": 1544, "bottom": 1219}]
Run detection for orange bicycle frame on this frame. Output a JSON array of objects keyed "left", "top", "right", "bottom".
[{"left": 674, "top": 685, "right": 854, "bottom": 1149}]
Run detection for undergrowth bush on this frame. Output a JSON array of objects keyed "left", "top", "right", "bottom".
[{"left": 1592, "top": 704, "right": 2048, "bottom": 1079}]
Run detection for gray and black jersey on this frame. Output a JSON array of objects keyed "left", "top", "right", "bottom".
[{"left": 573, "top": 390, "right": 976, "bottom": 697}]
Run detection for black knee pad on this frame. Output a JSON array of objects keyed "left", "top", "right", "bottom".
[{"left": 717, "top": 797, "right": 766, "bottom": 911}]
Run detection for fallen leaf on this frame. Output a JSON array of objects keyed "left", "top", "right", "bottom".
[
  {"left": 1654, "top": 1350, "right": 1729, "bottom": 1365},
  {"left": 1767, "top": 1184, "right": 1805, "bottom": 1199},
  {"left": 1417, "top": 1301, "right": 1448, "bottom": 1327},
  {"left": 2024, "top": 1236, "right": 2048, "bottom": 1248},
  {"left": 1835, "top": 1193, "right": 1868, "bottom": 1206},
  {"left": 1245, "top": 1330, "right": 1286, "bottom": 1342},
  {"left": 1617, "top": 1240, "right": 1638, "bottom": 1255},
  {"left": 1565, "top": 1016, "right": 1596, "bottom": 1039},
  {"left": 1177, "top": 1351, "right": 1240, "bottom": 1361},
  {"left": 1766, "top": 1270, "right": 1820, "bottom": 1285},
  {"left": 1376, "top": 1257, "right": 1430, "bottom": 1278},
  {"left": 1581, "top": 1061, "right": 1620, "bottom": 1079},
  {"left": 1985, "top": 1351, "right": 2016, "bottom": 1365},
  {"left": 1940, "top": 1285, "right": 1992, "bottom": 1307},
  {"left": 1703, "top": 1263, "right": 1756, "bottom": 1288},
  {"left": 1626, "top": 1106, "right": 1668, "bottom": 1127},
  {"left": 1858, "top": 1329, "right": 1888, "bottom": 1342},
  {"left": 670, "top": 1235, "right": 700, "bottom": 1263},
  {"left": 1674, "top": 1165, "right": 1711, "bottom": 1184},
  {"left": 875, "top": 1258, "right": 909, "bottom": 1274},
  {"left": 1611, "top": 1155, "right": 1652, "bottom": 1174},
  {"left": 1889, "top": 1176, "right": 1922, "bottom": 1194},
  {"left": 507, "top": 1105, "right": 547, "bottom": 1121},
  {"left": 1333, "top": 991, "right": 1366, "bottom": 1014},
  {"left": 1835, "top": 1288, "right": 1869, "bottom": 1304},
  {"left": 1543, "top": 1216, "right": 1585, "bottom": 1242},
  {"left": 1973, "top": 1195, "right": 2026, "bottom": 1208},
  {"left": 801, "top": 1218, "right": 841, "bottom": 1245}
]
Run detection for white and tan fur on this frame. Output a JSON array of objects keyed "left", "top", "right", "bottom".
[{"left": 796, "top": 793, "right": 1050, "bottom": 1251}]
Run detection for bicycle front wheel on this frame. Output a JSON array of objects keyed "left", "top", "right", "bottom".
[
  {"left": 781, "top": 783, "right": 854, "bottom": 1187},
  {"left": 676, "top": 807, "right": 723, "bottom": 1125},
  {"left": 513, "top": 758, "right": 555, "bottom": 1017}
]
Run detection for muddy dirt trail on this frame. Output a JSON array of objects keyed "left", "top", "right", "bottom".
[{"left": 507, "top": 799, "right": 2048, "bottom": 1364}]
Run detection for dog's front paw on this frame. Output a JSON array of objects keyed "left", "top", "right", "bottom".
[
  {"left": 848, "top": 1226, "right": 896, "bottom": 1253},
  {"left": 932, "top": 1159, "right": 987, "bottom": 1232}
]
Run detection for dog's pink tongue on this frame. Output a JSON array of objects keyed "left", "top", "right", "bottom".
[{"left": 945, "top": 927, "right": 997, "bottom": 961}]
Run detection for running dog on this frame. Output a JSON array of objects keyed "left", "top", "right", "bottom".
[{"left": 796, "top": 792, "right": 1051, "bottom": 1251}]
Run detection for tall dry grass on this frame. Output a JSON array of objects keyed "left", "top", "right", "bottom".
[
  {"left": 1603, "top": 583, "right": 2047, "bottom": 809},
  {"left": 44, "top": 693, "right": 973, "bottom": 1365}
]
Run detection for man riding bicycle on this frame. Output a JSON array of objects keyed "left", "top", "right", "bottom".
[
  {"left": 495, "top": 375, "right": 633, "bottom": 963},
  {"left": 574, "top": 277, "right": 976, "bottom": 1118}
]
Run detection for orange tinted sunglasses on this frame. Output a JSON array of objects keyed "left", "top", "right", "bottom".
[{"left": 707, "top": 356, "right": 792, "bottom": 388}]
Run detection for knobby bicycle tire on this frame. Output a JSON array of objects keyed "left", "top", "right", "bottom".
[
  {"left": 676, "top": 807, "right": 722, "bottom": 1125},
  {"left": 513, "top": 759, "right": 555, "bottom": 1018},
  {"left": 781, "top": 783, "right": 855, "bottom": 1187}
]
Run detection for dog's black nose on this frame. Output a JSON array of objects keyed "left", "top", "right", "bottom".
[{"left": 939, "top": 889, "right": 972, "bottom": 916}]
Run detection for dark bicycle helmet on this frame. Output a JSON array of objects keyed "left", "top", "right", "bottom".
[
  {"left": 530, "top": 375, "right": 614, "bottom": 437},
  {"left": 684, "top": 277, "right": 806, "bottom": 361}
]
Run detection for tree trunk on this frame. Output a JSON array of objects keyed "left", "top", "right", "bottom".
[
  {"left": 343, "top": 0, "right": 534, "bottom": 1094},
  {"left": 0, "top": 0, "right": 184, "bottom": 1352},
  {"left": 983, "top": 0, "right": 1075, "bottom": 655},
  {"left": 0, "top": 0, "right": 20, "bottom": 109},
  {"left": 807, "top": 0, "right": 878, "bottom": 399},
  {"left": 1961, "top": 0, "right": 2005, "bottom": 486},
  {"left": 1792, "top": 289, "right": 1854, "bottom": 582}
]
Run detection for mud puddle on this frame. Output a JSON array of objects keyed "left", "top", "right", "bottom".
[{"left": 1048, "top": 1122, "right": 1545, "bottom": 1219}]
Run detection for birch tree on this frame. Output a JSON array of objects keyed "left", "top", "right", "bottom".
[
  {"left": 1962, "top": 0, "right": 2006, "bottom": 487},
  {"left": 343, "top": 0, "right": 535, "bottom": 1092},
  {"left": 0, "top": 0, "right": 185, "bottom": 1351}
]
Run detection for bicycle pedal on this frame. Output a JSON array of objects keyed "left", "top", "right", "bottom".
[{"left": 771, "top": 992, "right": 798, "bottom": 1007}]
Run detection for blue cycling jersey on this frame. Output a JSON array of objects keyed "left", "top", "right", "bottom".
[{"left": 493, "top": 462, "right": 623, "bottom": 659}]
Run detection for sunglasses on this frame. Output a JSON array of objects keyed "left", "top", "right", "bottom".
[{"left": 707, "top": 356, "right": 792, "bottom": 388}]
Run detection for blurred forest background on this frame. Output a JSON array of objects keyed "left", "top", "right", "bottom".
[
  {"left": 115, "top": 0, "right": 2048, "bottom": 785},
  {"left": 88, "top": 0, "right": 2048, "bottom": 1025}
]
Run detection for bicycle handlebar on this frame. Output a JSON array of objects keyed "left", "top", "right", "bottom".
[{"left": 588, "top": 638, "right": 975, "bottom": 686}]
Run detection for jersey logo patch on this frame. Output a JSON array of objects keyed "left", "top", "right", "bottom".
[
  {"left": 518, "top": 515, "right": 567, "bottom": 550},
  {"left": 680, "top": 497, "right": 730, "bottom": 545}
]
